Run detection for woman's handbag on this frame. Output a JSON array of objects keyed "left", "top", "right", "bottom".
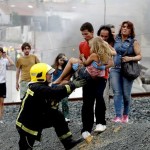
[
  {"left": 121, "top": 39, "right": 141, "bottom": 80},
  {"left": 121, "top": 61, "right": 141, "bottom": 80}
]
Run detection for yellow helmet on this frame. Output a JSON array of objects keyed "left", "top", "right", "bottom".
[{"left": 30, "top": 63, "right": 55, "bottom": 82}]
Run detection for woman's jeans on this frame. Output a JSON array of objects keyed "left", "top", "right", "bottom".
[{"left": 110, "top": 68, "right": 134, "bottom": 117}]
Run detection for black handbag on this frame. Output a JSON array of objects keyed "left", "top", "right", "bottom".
[{"left": 121, "top": 39, "right": 141, "bottom": 80}]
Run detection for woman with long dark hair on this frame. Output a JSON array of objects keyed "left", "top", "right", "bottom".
[{"left": 52, "top": 53, "right": 70, "bottom": 122}]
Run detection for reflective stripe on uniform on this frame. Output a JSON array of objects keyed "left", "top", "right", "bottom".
[
  {"left": 65, "top": 85, "right": 71, "bottom": 94},
  {"left": 59, "top": 131, "right": 72, "bottom": 140},
  {"left": 16, "top": 121, "right": 38, "bottom": 136},
  {"left": 27, "top": 88, "right": 34, "bottom": 96},
  {"left": 16, "top": 88, "right": 37, "bottom": 136},
  {"left": 16, "top": 88, "right": 34, "bottom": 121},
  {"left": 51, "top": 102, "right": 59, "bottom": 109}
]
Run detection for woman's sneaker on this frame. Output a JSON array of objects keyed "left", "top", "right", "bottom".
[
  {"left": 94, "top": 124, "right": 106, "bottom": 132},
  {"left": 122, "top": 115, "right": 129, "bottom": 123},
  {"left": 112, "top": 117, "right": 122, "bottom": 123}
]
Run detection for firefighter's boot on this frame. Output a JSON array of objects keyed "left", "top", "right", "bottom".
[{"left": 61, "top": 136, "right": 83, "bottom": 150}]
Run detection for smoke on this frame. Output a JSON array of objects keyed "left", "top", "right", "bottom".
[
  {"left": 58, "top": 0, "right": 150, "bottom": 58},
  {"left": 0, "top": 0, "right": 150, "bottom": 63}
]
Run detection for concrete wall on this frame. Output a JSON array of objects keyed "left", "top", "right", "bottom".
[{"left": 5, "top": 70, "right": 20, "bottom": 103}]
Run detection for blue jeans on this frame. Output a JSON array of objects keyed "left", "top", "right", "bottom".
[
  {"left": 51, "top": 85, "right": 69, "bottom": 118},
  {"left": 110, "top": 68, "right": 134, "bottom": 117},
  {"left": 61, "top": 97, "right": 69, "bottom": 118}
]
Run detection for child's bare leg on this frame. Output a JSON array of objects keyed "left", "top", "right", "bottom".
[
  {"left": 53, "top": 57, "right": 81, "bottom": 84},
  {"left": 59, "top": 74, "right": 72, "bottom": 85},
  {"left": 0, "top": 98, "right": 4, "bottom": 120}
]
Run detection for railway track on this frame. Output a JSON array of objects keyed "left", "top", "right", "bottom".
[{"left": 4, "top": 92, "right": 150, "bottom": 105}]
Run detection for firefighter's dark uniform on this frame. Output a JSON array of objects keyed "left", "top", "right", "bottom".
[{"left": 16, "top": 82, "right": 81, "bottom": 150}]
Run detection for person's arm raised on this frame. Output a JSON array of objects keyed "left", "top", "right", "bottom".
[{"left": 81, "top": 53, "right": 96, "bottom": 66}]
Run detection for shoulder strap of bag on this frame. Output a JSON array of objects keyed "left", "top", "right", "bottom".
[{"left": 122, "top": 39, "right": 135, "bottom": 57}]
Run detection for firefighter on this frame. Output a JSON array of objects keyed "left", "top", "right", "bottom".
[{"left": 16, "top": 63, "right": 86, "bottom": 150}]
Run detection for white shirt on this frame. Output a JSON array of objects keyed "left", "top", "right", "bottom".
[{"left": 0, "top": 57, "right": 9, "bottom": 83}]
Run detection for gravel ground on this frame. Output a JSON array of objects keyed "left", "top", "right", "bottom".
[{"left": 0, "top": 97, "right": 150, "bottom": 150}]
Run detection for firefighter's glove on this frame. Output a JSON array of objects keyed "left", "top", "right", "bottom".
[{"left": 72, "top": 78, "right": 86, "bottom": 88}]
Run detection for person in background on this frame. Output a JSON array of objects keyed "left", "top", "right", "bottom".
[
  {"left": 97, "top": 25, "right": 116, "bottom": 120},
  {"left": 16, "top": 42, "right": 40, "bottom": 101},
  {"left": 0, "top": 47, "right": 14, "bottom": 123},
  {"left": 16, "top": 63, "right": 86, "bottom": 150},
  {"left": 106, "top": 24, "right": 116, "bottom": 38},
  {"left": 110, "top": 21, "right": 142, "bottom": 123},
  {"left": 52, "top": 53, "right": 70, "bottom": 122},
  {"left": 97, "top": 25, "right": 115, "bottom": 48}
]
